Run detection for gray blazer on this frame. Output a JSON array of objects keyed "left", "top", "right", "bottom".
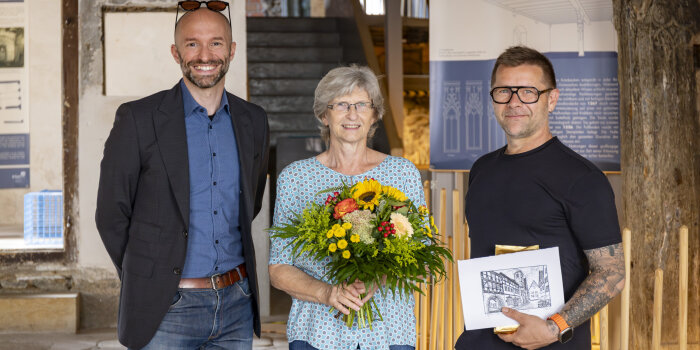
[{"left": 96, "top": 83, "right": 269, "bottom": 349}]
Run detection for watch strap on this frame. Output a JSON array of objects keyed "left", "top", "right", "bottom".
[{"left": 547, "top": 313, "right": 570, "bottom": 332}]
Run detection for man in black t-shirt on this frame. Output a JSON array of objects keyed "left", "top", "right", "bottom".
[{"left": 455, "top": 46, "right": 625, "bottom": 350}]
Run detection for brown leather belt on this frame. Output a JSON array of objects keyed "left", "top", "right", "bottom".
[{"left": 178, "top": 264, "right": 246, "bottom": 290}]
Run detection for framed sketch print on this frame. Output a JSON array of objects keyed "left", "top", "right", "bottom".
[{"left": 457, "top": 247, "right": 565, "bottom": 330}]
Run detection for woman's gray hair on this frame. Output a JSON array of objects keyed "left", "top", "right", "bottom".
[{"left": 313, "top": 65, "right": 385, "bottom": 145}]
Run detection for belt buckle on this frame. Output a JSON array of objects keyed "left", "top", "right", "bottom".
[{"left": 209, "top": 273, "right": 222, "bottom": 290}]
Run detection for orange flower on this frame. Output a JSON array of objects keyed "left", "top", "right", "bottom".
[{"left": 333, "top": 198, "right": 359, "bottom": 219}]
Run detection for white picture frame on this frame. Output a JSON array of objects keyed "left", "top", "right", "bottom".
[{"left": 457, "top": 247, "right": 565, "bottom": 330}]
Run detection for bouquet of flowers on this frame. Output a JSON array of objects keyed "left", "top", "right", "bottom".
[{"left": 270, "top": 177, "right": 452, "bottom": 329}]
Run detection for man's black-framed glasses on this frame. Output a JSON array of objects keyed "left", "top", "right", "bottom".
[
  {"left": 327, "top": 101, "right": 374, "bottom": 114},
  {"left": 176, "top": 1, "right": 231, "bottom": 28},
  {"left": 490, "top": 86, "right": 554, "bottom": 104}
]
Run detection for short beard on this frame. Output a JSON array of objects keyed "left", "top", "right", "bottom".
[{"left": 177, "top": 50, "right": 230, "bottom": 89}]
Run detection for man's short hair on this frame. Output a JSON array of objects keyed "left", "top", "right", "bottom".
[{"left": 491, "top": 46, "right": 557, "bottom": 88}]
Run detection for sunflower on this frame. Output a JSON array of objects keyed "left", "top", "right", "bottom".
[
  {"left": 351, "top": 178, "right": 382, "bottom": 210},
  {"left": 382, "top": 185, "right": 407, "bottom": 202}
]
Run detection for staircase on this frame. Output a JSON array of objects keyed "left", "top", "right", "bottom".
[{"left": 247, "top": 17, "right": 349, "bottom": 147}]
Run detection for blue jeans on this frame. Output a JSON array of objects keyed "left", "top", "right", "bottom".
[
  {"left": 136, "top": 277, "right": 254, "bottom": 350},
  {"left": 289, "top": 340, "right": 414, "bottom": 350}
]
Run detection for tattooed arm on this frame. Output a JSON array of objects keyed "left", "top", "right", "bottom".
[
  {"left": 559, "top": 242, "right": 626, "bottom": 326},
  {"left": 498, "top": 243, "right": 625, "bottom": 349}
]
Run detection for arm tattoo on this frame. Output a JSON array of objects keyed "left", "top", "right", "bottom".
[{"left": 559, "top": 243, "right": 625, "bottom": 328}]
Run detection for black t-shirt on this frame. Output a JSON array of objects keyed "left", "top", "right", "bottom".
[{"left": 455, "top": 137, "right": 621, "bottom": 350}]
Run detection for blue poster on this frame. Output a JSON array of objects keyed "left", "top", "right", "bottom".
[
  {"left": 430, "top": 52, "right": 620, "bottom": 171},
  {"left": 0, "top": 168, "right": 28, "bottom": 188},
  {"left": 0, "top": 133, "right": 29, "bottom": 165}
]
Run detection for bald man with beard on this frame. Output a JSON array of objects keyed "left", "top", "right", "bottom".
[{"left": 96, "top": 3, "right": 269, "bottom": 349}]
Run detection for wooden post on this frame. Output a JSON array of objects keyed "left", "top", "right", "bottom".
[
  {"left": 384, "top": 0, "right": 404, "bottom": 138},
  {"left": 430, "top": 277, "right": 441, "bottom": 349},
  {"left": 464, "top": 221, "right": 470, "bottom": 260},
  {"left": 612, "top": 1, "right": 700, "bottom": 348},
  {"left": 601, "top": 306, "right": 609, "bottom": 350},
  {"left": 439, "top": 189, "right": 447, "bottom": 245},
  {"left": 652, "top": 268, "right": 663, "bottom": 350},
  {"left": 433, "top": 188, "right": 448, "bottom": 350},
  {"left": 679, "top": 225, "right": 688, "bottom": 350},
  {"left": 452, "top": 189, "right": 464, "bottom": 341},
  {"left": 445, "top": 236, "right": 454, "bottom": 350},
  {"left": 423, "top": 180, "right": 431, "bottom": 209},
  {"left": 419, "top": 284, "right": 429, "bottom": 350},
  {"left": 621, "top": 228, "right": 631, "bottom": 350},
  {"left": 349, "top": 0, "right": 403, "bottom": 151},
  {"left": 414, "top": 289, "right": 419, "bottom": 346}
]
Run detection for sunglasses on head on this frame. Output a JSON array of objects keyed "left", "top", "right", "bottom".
[
  {"left": 175, "top": 1, "right": 231, "bottom": 30},
  {"left": 178, "top": 1, "right": 229, "bottom": 11}
]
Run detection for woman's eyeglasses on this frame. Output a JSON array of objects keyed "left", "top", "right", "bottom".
[
  {"left": 327, "top": 102, "right": 374, "bottom": 114},
  {"left": 176, "top": 1, "right": 230, "bottom": 29}
]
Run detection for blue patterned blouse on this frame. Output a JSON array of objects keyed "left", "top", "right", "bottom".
[{"left": 270, "top": 155, "right": 425, "bottom": 350}]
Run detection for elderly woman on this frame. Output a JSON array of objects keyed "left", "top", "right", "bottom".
[{"left": 269, "top": 65, "right": 423, "bottom": 350}]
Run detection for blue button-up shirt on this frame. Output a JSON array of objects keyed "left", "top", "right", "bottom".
[{"left": 180, "top": 79, "right": 244, "bottom": 278}]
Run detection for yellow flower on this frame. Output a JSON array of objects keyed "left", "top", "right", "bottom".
[
  {"left": 351, "top": 178, "right": 382, "bottom": 210},
  {"left": 337, "top": 239, "right": 348, "bottom": 249},
  {"left": 429, "top": 216, "right": 439, "bottom": 233},
  {"left": 382, "top": 185, "right": 407, "bottom": 202},
  {"left": 329, "top": 243, "right": 337, "bottom": 252},
  {"left": 334, "top": 228, "right": 346, "bottom": 238},
  {"left": 418, "top": 206, "right": 429, "bottom": 216},
  {"left": 342, "top": 222, "right": 352, "bottom": 230},
  {"left": 332, "top": 223, "right": 341, "bottom": 230},
  {"left": 342, "top": 250, "right": 351, "bottom": 259},
  {"left": 424, "top": 225, "right": 433, "bottom": 238},
  {"left": 350, "top": 234, "right": 360, "bottom": 243},
  {"left": 326, "top": 229, "right": 334, "bottom": 238}
]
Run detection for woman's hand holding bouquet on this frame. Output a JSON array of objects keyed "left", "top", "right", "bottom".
[{"left": 270, "top": 178, "right": 452, "bottom": 329}]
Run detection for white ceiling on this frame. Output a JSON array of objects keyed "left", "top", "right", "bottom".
[{"left": 484, "top": 0, "right": 613, "bottom": 24}]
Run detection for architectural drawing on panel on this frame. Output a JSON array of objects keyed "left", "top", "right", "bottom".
[
  {"left": 464, "top": 81, "right": 483, "bottom": 151},
  {"left": 442, "top": 81, "right": 461, "bottom": 153},
  {"left": 487, "top": 102, "right": 506, "bottom": 150},
  {"left": 480, "top": 265, "right": 551, "bottom": 314},
  {"left": 0, "top": 80, "right": 21, "bottom": 110}
]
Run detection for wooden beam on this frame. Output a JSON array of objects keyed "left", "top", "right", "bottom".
[
  {"left": 62, "top": 0, "right": 79, "bottom": 264},
  {"left": 384, "top": 0, "right": 404, "bottom": 138},
  {"left": 350, "top": 0, "right": 403, "bottom": 154}
]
